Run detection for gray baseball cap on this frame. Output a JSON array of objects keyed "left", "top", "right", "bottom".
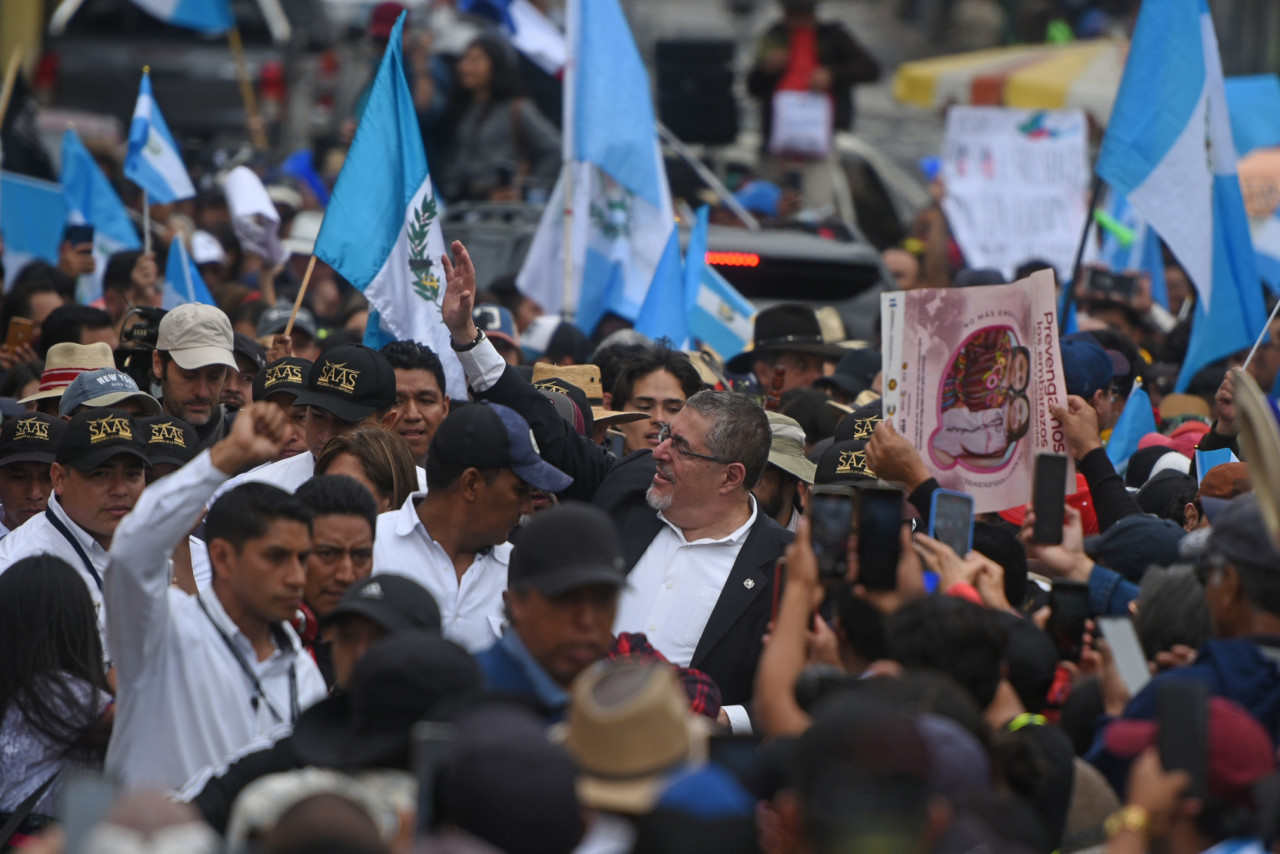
[{"left": 58, "top": 369, "right": 162, "bottom": 417}]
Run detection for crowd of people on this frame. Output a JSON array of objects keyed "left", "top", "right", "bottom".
[
  {"left": 0, "top": 218, "right": 1277, "bottom": 854},
  {"left": 0, "top": 2, "right": 1278, "bottom": 854}
]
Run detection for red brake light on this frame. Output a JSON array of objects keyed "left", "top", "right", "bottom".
[{"left": 705, "top": 251, "right": 760, "bottom": 268}]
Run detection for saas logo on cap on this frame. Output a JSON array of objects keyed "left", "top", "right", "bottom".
[
  {"left": 14, "top": 417, "right": 50, "bottom": 441},
  {"left": 359, "top": 581, "right": 383, "bottom": 599},
  {"left": 89, "top": 414, "right": 133, "bottom": 444},
  {"left": 265, "top": 362, "right": 305, "bottom": 390},
  {"left": 148, "top": 422, "right": 187, "bottom": 448},
  {"left": 318, "top": 362, "right": 360, "bottom": 393},
  {"left": 837, "top": 449, "right": 868, "bottom": 476}
]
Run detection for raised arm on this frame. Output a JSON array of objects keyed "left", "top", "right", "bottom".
[
  {"left": 441, "top": 242, "right": 612, "bottom": 501},
  {"left": 105, "top": 404, "right": 287, "bottom": 681}
]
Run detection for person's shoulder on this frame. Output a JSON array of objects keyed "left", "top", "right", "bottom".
[
  {"left": 375, "top": 491, "right": 426, "bottom": 540},
  {"left": 0, "top": 513, "right": 53, "bottom": 560}
]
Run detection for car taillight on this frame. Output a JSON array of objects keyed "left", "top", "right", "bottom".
[
  {"left": 258, "top": 61, "right": 286, "bottom": 120},
  {"left": 705, "top": 251, "right": 760, "bottom": 268},
  {"left": 33, "top": 53, "right": 58, "bottom": 104}
]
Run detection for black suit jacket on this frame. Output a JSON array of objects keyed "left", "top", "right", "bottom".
[{"left": 477, "top": 366, "right": 792, "bottom": 705}]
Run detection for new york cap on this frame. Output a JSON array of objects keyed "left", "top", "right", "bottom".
[
  {"left": 429, "top": 402, "right": 573, "bottom": 493},
  {"left": 57, "top": 409, "right": 149, "bottom": 472},
  {"left": 137, "top": 414, "right": 200, "bottom": 468},
  {"left": 157, "top": 304, "right": 237, "bottom": 372},
  {"left": 0, "top": 413, "right": 65, "bottom": 467},
  {"left": 292, "top": 345, "right": 397, "bottom": 423},
  {"left": 321, "top": 574, "right": 443, "bottom": 634},
  {"left": 509, "top": 502, "right": 627, "bottom": 597},
  {"left": 58, "top": 369, "right": 162, "bottom": 417},
  {"left": 253, "top": 356, "right": 312, "bottom": 402}
]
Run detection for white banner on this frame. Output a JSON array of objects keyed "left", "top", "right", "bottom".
[{"left": 941, "top": 106, "right": 1089, "bottom": 281}]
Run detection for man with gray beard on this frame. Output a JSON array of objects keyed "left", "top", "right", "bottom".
[{"left": 440, "top": 241, "right": 787, "bottom": 726}]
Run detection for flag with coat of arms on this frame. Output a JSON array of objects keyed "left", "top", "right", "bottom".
[
  {"left": 124, "top": 70, "right": 195, "bottom": 204},
  {"left": 516, "top": 0, "right": 676, "bottom": 336},
  {"left": 311, "top": 11, "right": 464, "bottom": 397}
]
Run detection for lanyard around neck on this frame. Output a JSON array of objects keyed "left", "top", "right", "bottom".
[{"left": 197, "top": 595, "right": 298, "bottom": 725}]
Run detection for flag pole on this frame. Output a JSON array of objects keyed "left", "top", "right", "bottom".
[
  {"left": 142, "top": 190, "right": 151, "bottom": 255},
  {"left": 559, "top": 0, "right": 579, "bottom": 323},
  {"left": 0, "top": 47, "right": 23, "bottom": 129},
  {"left": 1242, "top": 298, "right": 1280, "bottom": 372},
  {"left": 1063, "top": 174, "right": 1104, "bottom": 332},
  {"left": 227, "top": 25, "right": 269, "bottom": 152},
  {"left": 285, "top": 255, "right": 317, "bottom": 337}
]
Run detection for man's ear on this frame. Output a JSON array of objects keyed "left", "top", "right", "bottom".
[
  {"left": 208, "top": 538, "right": 236, "bottom": 582},
  {"left": 721, "top": 461, "right": 747, "bottom": 494},
  {"left": 1184, "top": 502, "right": 1200, "bottom": 531},
  {"left": 152, "top": 350, "right": 165, "bottom": 384},
  {"left": 459, "top": 467, "right": 484, "bottom": 501},
  {"left": 50, "top": 462, "right": 68, "bottom": 496}
]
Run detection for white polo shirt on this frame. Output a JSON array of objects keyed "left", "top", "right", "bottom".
[
  {"left": 104, "top": 451, "right": 326, "bottom": 794},
  {"left": 372, "top": 492, "right": 507, "bottom": 653},
  {"left": 0, "top": 493, "right": 113, "bottom": 651}
]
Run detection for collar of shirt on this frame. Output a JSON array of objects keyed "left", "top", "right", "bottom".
[
  {"left": 499, "top": 627, "right": 569, "bottom": 712},
  {"left": 0, "top": 506, "right": 11, "bottom": 539},
  {"left": 655, "top": 495, "right": 758, "bottom": 547},
  {"left": 394, "top": 491, "right": 503, "bottom": 562},
  {"left": 198, "top": 586, "right": 298, "bottom": 665},
  {"left": 47, "top": 492, "right": 108, "bottom": 558}
]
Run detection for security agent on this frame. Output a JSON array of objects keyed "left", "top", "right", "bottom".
[
  {"left": 215, "top": 344, "right": 405, "bottom": 497},
  {"left": 0, "top": 412, "right": 65, "bottom": 539},
  {"left": 0, "top": 409, "right": 148, "bottom": 651},
  {"left": 104, "top": 402, "right": 327, "bottom": 792}
]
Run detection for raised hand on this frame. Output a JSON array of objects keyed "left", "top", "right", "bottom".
[{"left": 440, "top": 240, "right": 479, "bottom": 345}]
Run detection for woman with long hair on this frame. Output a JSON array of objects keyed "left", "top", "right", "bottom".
[
  {"left": 440, "top": 33, "right": 561, "bottom": 204},
  {"left": 0, "top": 555, "right": 112, "bottom": 824},
  {"left": 315, "top": 428, "right": 419, "bottom": 513}
]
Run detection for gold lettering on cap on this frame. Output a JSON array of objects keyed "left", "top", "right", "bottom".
[
  {"left": 836, "top": 450, "right": 869, "bottom": 476},
  {"left": 89, "top": 414, "right": 132, "bottom": 444},
  {"left": 318, "top": 362, "right": 360, "bottom": 394},
  {"left": 850, "top": 417, "right": 881, "bottom": 440},
  {"left": 533, "top": 380, "right": 571, "bottom": 396},
  {"left": 149, "top": 423, "right": 186, "bottom": 448},
  {"left": 14, "top": 417, "right": 49, "bottom": 442},
  {"left": 265, "top": 363, "right": 303, "bottom": 389}
]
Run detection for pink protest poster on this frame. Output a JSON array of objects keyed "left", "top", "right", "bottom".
[{"left": 881, "top": 270, "right": 1072, "bottom": 513}]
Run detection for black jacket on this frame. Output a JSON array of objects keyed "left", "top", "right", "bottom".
[
  {"left": 477, "top": 367, "right": 792, "bottom": 705},
  {"left": 746, "top": 19, "right": 880, "bottom": 137}
]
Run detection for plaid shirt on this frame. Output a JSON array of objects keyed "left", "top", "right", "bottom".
[{"left": 607, "top": 632, "right": 722, "bottom": 720}]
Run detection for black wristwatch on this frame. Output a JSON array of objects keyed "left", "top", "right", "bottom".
[{"left": 451, "top": 329, "right": 486, "bottom": 352}]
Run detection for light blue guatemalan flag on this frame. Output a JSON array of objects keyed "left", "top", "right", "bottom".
[
  {"left": 311, "top": 11, "right": 464, "bottom": 397},
  {"left": 124, "top": 71, "right": 196, "bottom": 204},
  {"left": 162, "top": 237, "right": 216, "bottom": 309},
  {"left": 62, "top": 129, "right": 142, "bottom": 304},
  {"left": 1095, "top": 0, "right": 1264, "bottom": 392},
  {"left": 516, "top": 0, "right": 676, "bottom": 335},
  {"left": 129, "top": 0, "right": 232, "bottom": 33},
  {"left": 1105, "top": 384, "right": 1157, "bottom": 475}
]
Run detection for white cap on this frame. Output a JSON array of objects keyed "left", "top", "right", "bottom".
[
  {"left": 282, "top": 210, "right": 324, "bottom": 257},
  {"left": 157, "top": 304, "right": 237, "bottom": 371},
  {"left": 191, "top": 230, "right": 227, "bottom": 266}
]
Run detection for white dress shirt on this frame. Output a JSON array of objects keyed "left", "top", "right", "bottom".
[
  {"left": 211, "top": 451, "right": 428, "bottom": 505},
  {"left": 372, "top": 492, "right": 507, "bottom": 653},
  {"left": 104, "top": 451, "right": 326, "bottom": 794},
  {"left": 615, "top": 498, "right": 758, "bottom": 667},
  {"left": 0, "top": 493, "right": 112, "bottom": 652}
]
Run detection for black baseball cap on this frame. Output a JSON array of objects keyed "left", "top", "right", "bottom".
[
  {"left": 56, "top": 409, "right": 149, "bottom": 472},
  {"left": 429, "top": 402, "right": 573, "bottom": 493},
  {"left": 0, "top": 413, "right": 65, "bottom": 467},
  {"left": 835, "top": 399, "right": 882, "bottom": 442},
  {"left": 257, "top": 303, "right": 318, "bottom": 339},
  {"left": 253, "top": 356, "right": 312, "bottom": 402},
  {"left": 814, "top": 438, "right": 875, "bottom": 485},
  {"left": 290, "top": 631, "right": 483, "bottom": 769},
  {"left": 292, "top": 344, "right": 396, "bottom": 422},
  {"left": 321, "top": 573, "right": 443, "bottom": 634},
  {"left": 232, "top": 332, "right": 267, "bottom": 372},
  {"left": 137, "top": 414, "right": 200, "bottom": 468},
  {"left": 510, "top": 502, "right": 627, "bottom": 597}
]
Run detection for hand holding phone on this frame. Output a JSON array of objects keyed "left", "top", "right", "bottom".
[
  {"left": 5, "top": 316, "right": 33, "bottom": 355},
  {"left": 808, "top": 486, "right": 855, "bottom": 581},
  {"left": 856, "top": 486, "right": 904, "bottom": 591},
  {"left": 1032, "top": 454, "right": 1069, "bottom": 545},
  {"left": 929, "top": 489, "right": 974, "bottom": 557},
  {"left": 1047, "top": 579, "right": 1090, "bottom": 662}
]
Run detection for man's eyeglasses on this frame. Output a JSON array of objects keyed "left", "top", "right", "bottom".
[{"left": 656, "top": 422, "right": 730, "bottom": 464}]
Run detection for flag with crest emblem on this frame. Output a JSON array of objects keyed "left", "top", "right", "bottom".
[{"left": 311, "top": 11, "right": 463, "bottom": 395}]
